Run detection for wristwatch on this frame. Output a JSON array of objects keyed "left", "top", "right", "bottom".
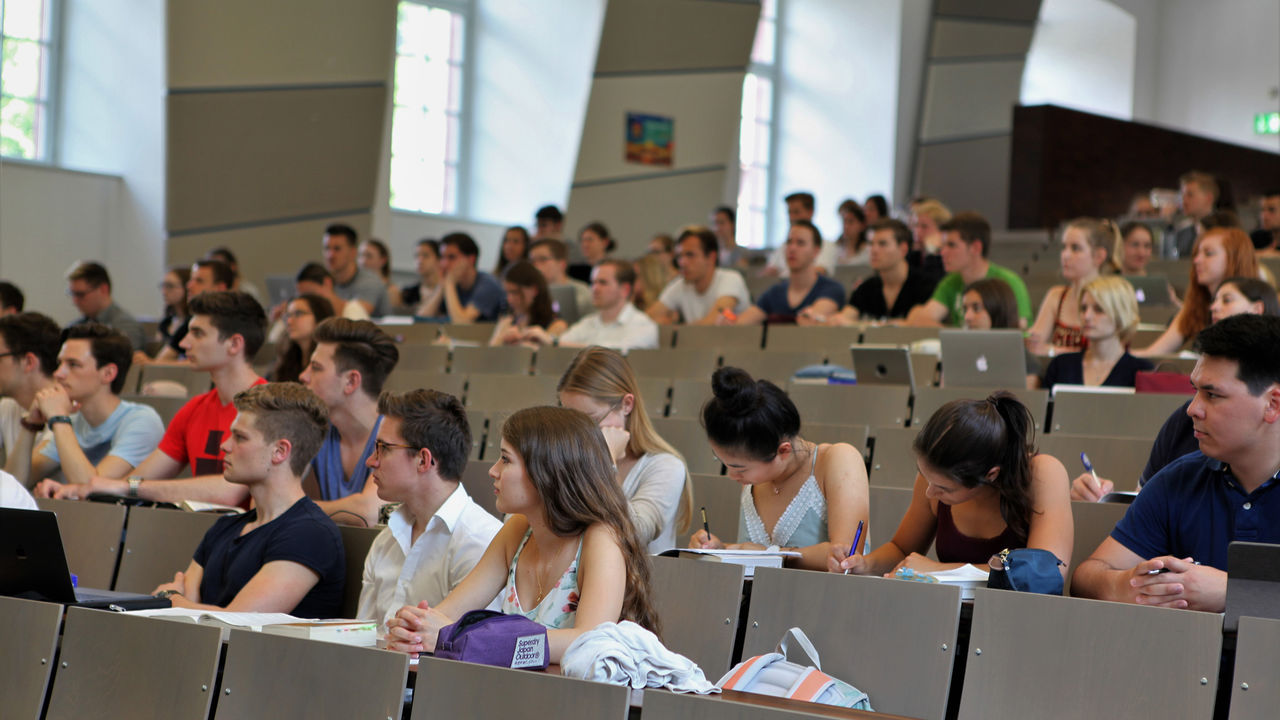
[
  {"left": 47, "top": 415, "right": 73, "bottom": 427},
  {"left": 154, "top": 589, "right": 182, "bottom": 600},
  {"left": 127, "top": 477, "right": 143, "bottom": 498},
  {"left": 18, "top": 415, "right": 44, "bottom": 433}
]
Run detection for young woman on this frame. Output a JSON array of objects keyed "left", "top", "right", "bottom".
[
  {"left": 690, "top": 367, "right": 869, "bottom": 571},
  {"left": 157, "top": 266, "right": 191, "bottom": 348},
  {"left": 489, "top": 261, "right": 567, "bottom": 346},
  {"left": 864, "top": 195, "right": 889, "bottom": 225},
  {"left": 960, "top": 278, "right": 1039, "bottom": 389},
  {"left": 631, "top": 254, "right": 672, "bottom": 313},
  {"left": 1027, "top": 218, "right": 1121, "bottom": 355},
  {"left": 1209, "top": 276, "right": 1280, "bottom": 324},
  {"left": 271, "top": 294, "right": 335, "bottom": 382},
  {"left": 831, "top": 393, "right": 1073, "bottom": 578},
  {"left": 359, "top": 239, "right": 392, "bottom": 285},
  {"left": 569, "top": 222, "right": 616, "bottom": 283},
  {"left": 399, "top": 238, "right": 443, "bottom": 317},
  {"left": 1116, "top": 222, "right": 1156, "bottom": 276},
  {"left": 557, "top": 347, "right": 692, "bottom": 553},
  {"left": 1136, "top": 227, "right": 1258, "bottom": 356},
  {"left": 494, "top": 226, "right": 530, "bottom": 276},
  {"left": 834, "top": 199, "right": 869, "bottom": 265},
  {"left": 385, "top": 406, "right": 659, "bottom": 662},
  {"left": 1040, "top": 276, "right": 1152, "bottom": 392}
]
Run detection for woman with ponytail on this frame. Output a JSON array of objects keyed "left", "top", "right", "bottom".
[
  {"left": 1027, "top": 217, "right": 1122, "bottom": 355},
  {"left": 831, "top": 392, "right": 1073, "bottom": 578}
]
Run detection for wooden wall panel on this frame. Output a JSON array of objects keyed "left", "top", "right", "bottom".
[{"left": 566, "top": 170, "right": 726, "bottom": 257}]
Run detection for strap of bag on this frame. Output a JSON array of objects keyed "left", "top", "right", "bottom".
[
  {"left": 718, "top": 653, "right": 782, "bottom": 689},
  {"left": 776, "top": 627, "right": 823, "bottom": 670},
  {"left": 785, "top": 667, "right": 837, "bottom": 702}
]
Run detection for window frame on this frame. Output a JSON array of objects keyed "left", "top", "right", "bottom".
[
  {"left": 0, "top": 0, "right": 62, "bottom": 164},
  {"left": 736, "top": 0, "right": 783, "bottom": 250}
]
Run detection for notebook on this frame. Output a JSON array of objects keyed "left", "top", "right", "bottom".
[
  {"left": 0, "top": 508, "right": 168, "bottom": 609},
  {"left": 939, "top": 329, "right": 1028, "bottom": 389},
  {"left": 1225, "top": 541, "right": 1280, "bottom": 632},
  {"left": 851, "top": 345, "right": 916, "bottom": 393}
]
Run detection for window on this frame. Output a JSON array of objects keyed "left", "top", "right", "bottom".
[
  {"left": 389, "top": 1, "right": 468, "bottom": 215},
  {"left": 736, "top": 0, "right": 778, "bottom": 249},
  {"left": 1, "top": 0, "right": 56, "bottom": 161}
]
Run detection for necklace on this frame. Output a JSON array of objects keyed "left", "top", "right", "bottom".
[
  {"left": 528, "top": 536, "right": 571, "bottom": 607},
  {"left": 771, "top": 440, "right": 813, "bottom": 495}
]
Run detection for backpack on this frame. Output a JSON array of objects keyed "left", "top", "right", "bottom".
[{"left": 717, "top": 627, "right": 873, "bottom": 710}]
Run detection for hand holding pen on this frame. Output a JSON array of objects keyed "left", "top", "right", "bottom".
[{"left": 1070, "top": 452, "right": 1116, "bottom": 502}]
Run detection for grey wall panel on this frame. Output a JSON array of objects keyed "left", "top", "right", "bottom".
[
  {"left": 166, "top": 86, "right": 385, "bottom": 232},
  {"left": 936, "top": 0, "right": 1040, "bottom": 23},
  {"left": 168, "top": 0, "right": 396, "bottom": 88},
  {"left": 166, "top": 213, "right": 372, "bottom": 303},
  {"left": 930, "top": 18, "right": 1034, "bottom": 59},
  {"left": 567, "top": 169, "right": 726, "bottom": 258},
  {"left": 919, "top": 60, "right": 1024, "bottom": 140},
  {"left": 595, "top": 0, "right": 759, "bottom": 74},
  {"left": 915, "top": 135, "right": 1010, "bottom": 233},
  {"left": 574, "top": 73, "right": 743, "bottom": 183}
]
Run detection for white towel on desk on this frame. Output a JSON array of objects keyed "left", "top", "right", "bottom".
[{"left": 561, "top": 621, "right": 719, "bottom": 694}]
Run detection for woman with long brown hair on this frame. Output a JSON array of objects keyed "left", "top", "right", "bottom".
[
  {"left": 489, "top": 260, "right": 566, "bottom": 346},
  {"left": 386, "top": 406, "right": 660, "bottom": 661}
]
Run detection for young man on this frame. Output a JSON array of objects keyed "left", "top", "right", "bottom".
[
  {"left": 42, "top": 291, "right": 268, "bottom": 505},
  {"left": 826, "top": 219, "right": 938, "bottom": 323},
  {"left": 647, "top": 226, "right": 750, "bottom": 325},
  {"left": 141, "top": 259, "right": 233, "bottom": 364},
  {"left": 0, "top": 281, "right": 24, "bottom": 315},
  {"left": 65, "top": 261, "right": 147, "bottom": 351},
  {"left": 152, "top": 383, "right": 344, "bottom": 617},
  {"left": 323, "top": 223, "right": 389, "bottom": 317},
  {"left": 438, "top": 232, "right": 505, "bottom": 323},
  {"left": 529, "top": 238, "right": 591, "bottom": 313},
  {"left": 357, "top": 389, "right": 502, "bottom": 627},
  {"left": 1072, "top": 315, "right": 1280, "bottom": 612},
  {"left": 1167, "top": 171, "right": 1218, "bottom": 258},
  {"left": 1252, "top": 189, "right": 1280, "bottom": 255},
  {"left": 904, "top": 212, "right": 1032, "bottom": 328},
  {"left": 300, "top": 318, "right": 400, "bottom": 527},
  {"left": 761, "top": 192, "right": 837, "bottom": 277},
  {"left": 0, "top": 313, "right": 59, "bottom": 477},
  {"left": 711, "top": 205, "right": 743, "bottom": 268},
  {"left": 524, "top": 259, "right": 658, "bottom": 352},
  {"left": 18, "top": 324, "right": 163, "bottom": 491},
  {"left": 533, "top": 204, "right": 564, "bottom": 241},
  {"left": 295, "top": 262, "right": 370, "bottom": 320},
  {"left": 398, "top": 239, "right": 444, "bottom": 317},
  {"left": 737, "top": 220, "right": 845, "bottom": 325}
]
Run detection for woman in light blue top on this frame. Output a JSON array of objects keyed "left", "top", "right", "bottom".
[{"left": 690, "top": 367, "right": 869, "bottom": 571}]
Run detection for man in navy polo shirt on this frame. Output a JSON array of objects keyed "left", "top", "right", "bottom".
[{"left": 1072, "top": 314, "right": 1280, "bottom": 612}]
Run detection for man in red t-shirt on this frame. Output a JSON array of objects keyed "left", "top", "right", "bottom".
[{"left": 43, "top": 291, "right": 266, "bottom": 505}]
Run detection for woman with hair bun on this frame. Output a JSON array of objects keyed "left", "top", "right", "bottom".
[
  {"left": 831, "top": 392, "right": 1072, "bottom": 578},
  {"left": 690, "top": 367, "right": 868, "bottom": 571}
]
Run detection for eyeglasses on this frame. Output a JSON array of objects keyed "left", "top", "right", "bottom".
[
  {"left": 0, "top": 352, "right": 16, "bottom": 360},
  {"left": 373, "top": 439, "right": 418, "bottom": 459},
  {"left": 67, "top": 288, "right": 94, "bottom": 299},
  {"left": 285, "top": 310, "right": 313, "bottom": 320}
]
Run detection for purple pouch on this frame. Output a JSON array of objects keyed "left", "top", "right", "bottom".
[{"left": 434, "top": 610, "right": 549, "bottom": 670}]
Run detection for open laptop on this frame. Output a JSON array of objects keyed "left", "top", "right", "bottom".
[
  {"left": 265, "top": 274, "right": 296, "bottom": 309},
  {"left": 549, "top": 284, "right": 583, "bottom": 325},
  {"left": 1123, "top": 275, "right": 1172, "bottom": 305},
  {"left": 0, "top": 508, "right": 168, "bottom": 609},
  {"left": 851, "top": 345, "right": 916, "bottom": 394},
  {"left": 1225, "top": 541, "right": 1280, "bottom": 632},
  {"left": 939, "top": 329, "right": 1028, "bottom": 389}
]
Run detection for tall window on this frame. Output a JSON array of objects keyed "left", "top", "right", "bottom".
[
  {"left": 1, "top": 0, "right": 56, "bottom": 161},
  {"left": 736, "top": 0, "right": 778, "bottom": 250},
  {"left": 390, "top": 1, "right": 468, "bottom": 215}
]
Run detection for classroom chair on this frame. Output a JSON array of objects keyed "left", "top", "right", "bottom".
[
  {"left": 859, "top": 325, "right": 940, "bottom": 346},
  {"left": 729, "top": 350, "right": 825, "bottom": 386},
  {"left": 338, "top": 525, "right": 382, "bottom": 618},
  {"left": 764, "top": 325, "right": 860, "bottom": 362},
  {"left": 691, "top": 473, "right": 737, "bottom": 544},
  {"left": 637, "top": 376, "right": 672, "bottom": 417},
  {"left": 786, "top": 383, "right": 911, "bottom": 428},
  {"left": 452, "top": 345, "right": 534, "bottom": 375},
  {"left": 1048, "top": 390, "right": 1188, "bottom": 438},
  {"left": 439, "top": 323, "right": 497, "bottom": 345},
  {"left": 912, "top": 387, "right": 1050, "bottom": 431},
  {"left": 1229, "top": 616, "right": 1280, "bottom": 720},
  {"left": 464, "top": 374, "right": 557, "bottom": 411},
  {"left": 393, "top": 344, "right": 451, "bottom": 373},
  {"left": 958, "top": 588, "right": 1222, "bottom": 720},
  {"left": 1065, "top": 501, "right": 1129, "bottom": 595},
  {"left": 627, "top": 347, "right": 720, "bottom": 379},
  {"left": 461, "top": 459, "right": 500, "bottom": 520},
  {"left": 650, "top": 555, "right": 747, "bottom": 679},
  {"left": 482, "top": 411, "right": 513, "bottom": 463},
  {"left": 642, "top": 688, "right": 894, "bottom": 719},
  {"left": 382, "top": 370, "right": 466, "bottom": 399},
  {"left": 46, "top": 608, "right": 222, "bottom": 720},
  {"left": 652, "top": 418, "right": 723, "bottom": 476},
  {"left": 803, "top": 423, "right": 870, "bottom": 457},
  {"left": 411, "top": 656, "right": 630, "bottom": 719},
  {"left": 1037, "top": 433, "right": 1154, "bottom": 492},
  {"left": 668, "top": 377, "right": 714, "bottom": 419},
  {"left": 139, "top": 364, "right": 210, "bottom": 397},
  {"left": 126, "top": 394, "right": 189, "bottom": 426},
  {"left": 867, "top": 426, "right": 921, "bottom": 489},
  {"left": 532, "top": 344, "right": 584, "bottom": 376},
  {"left": 676, "top": 325, "right": 764, "bottom": 351},
  {"left": 35, "top": 498, "right": 127, "bottom": 590},
  {"left": 377, "top": 322, "right": 439, "bottom": 345},
  {"left": 465, "top": 409, "right": 486, "bottom": 460},
  {"left": 0, "top": 596, "right": 63, "bottom": 720},
  {"left": 113, "top": 506, "right": 220, "bottom": 593}
]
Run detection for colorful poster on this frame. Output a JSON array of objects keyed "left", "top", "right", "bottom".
[{"left": 625, "top": 112, "right": 674, "bottom": 166}]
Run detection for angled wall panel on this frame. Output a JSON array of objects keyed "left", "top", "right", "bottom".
[{"left": 594, "top": 0, "right": 758, "bottom": 74}]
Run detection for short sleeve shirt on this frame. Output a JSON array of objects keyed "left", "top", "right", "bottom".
[
  {"left": 158, "top": 379, "right": 267, "bottom": 476},
  {"left": 930, "top": 263, "right": 1033, "bottom": 327},
  {"left": 40, "top": 400, "right": 165, "bottom": 469},
  {"left": 1140, "top": 400, "right": 1198, "bottom": 487},
  {"left": 559, "top": 303, "right": 659, "bottom": 352},
  {"left": 335, "top": 267, "right": 390, "bottom": 317},
  {"left": 311, "top": 417, "right": 382, "bottom": 501},
  {"left": 657, "top": 268, "right": 751, "bottom": 322},
  {"left": 847, "top": 267, "right": 938, "bottom": 320},
  {"left": 755, "top": 275, "right": 846, "bottom": 322},
  {"left": 457, "top": 272, "right": 506, "bottom": 322}
]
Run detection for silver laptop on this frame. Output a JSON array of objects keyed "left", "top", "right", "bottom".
[
  {"left": 851, "top": 345, "right": 915, "bottom": 394},
  {"left": 940, "top": 329, "right": 1028, "bottom": 389},
  {"left": 1124, "top": 275, "right": 1172, "bottom": 305},
  {"left": 549, "top": 285, "right": 582, "bottom": 325},
  {"left": 1225, "top": 541, "right": 1280, "bottom": 632},
  {"left": 265, "top": 274, "right": 296, "bottom": 308}
]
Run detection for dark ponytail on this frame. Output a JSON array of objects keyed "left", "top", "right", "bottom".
[
  {"left": 913, "top": 391, "right": 1037, "bottom": 542},
  {"left": 702, "top": 367, "right": 801, "bottom": 461}
]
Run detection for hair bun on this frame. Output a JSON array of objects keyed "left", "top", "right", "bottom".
[{"left": 711, "top": 366, "right": 761, "bottom": 413}]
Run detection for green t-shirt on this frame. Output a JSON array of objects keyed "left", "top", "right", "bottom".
[{"left": 930, "top": 262, "right": 1033, "bottom": 327}]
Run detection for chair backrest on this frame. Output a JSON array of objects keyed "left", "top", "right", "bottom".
[
  {"left": 743, "top": 568, "right": 963, "bottom": 720},
  {"left": 46, "top": 608, "right": 222, "bottom": 720},
  {"left": 912, "top": 386, "right": 1050, "bottom": 432},
  {"left": 465, "top": 374, "right": 558, "bottom": 411},
  {"left": 764, "top": 326, "right": 860, "bottom": 362},
  {"left": 1049, "top": 390, "right": 1188, "bottom": 438},
  {"left": 452, "top": 345, "right": 533, "bottom": 375},
  {"left": 460, "top": 459, "right": 500, "bottom": 519},
  {"left": 1038, "top": 433, "right": 1153, "bottom": 493},
  {"left": 394, "top": 344, "right": 451, "bottom": 373},
  {"left": 676, "top": 325, "right": 763, "bottom": 350},
  {"left": 465, "top": 409, "right": 486, "bottom": 460},
  {"left": 1230, "top": 616, "right": 1280, "bottom": 720},
  {"left": 114, "top": 507, "right": 220, "bottom": 593},
  {"left": 691, "top": 473, "right": 738, "bottom": 544},
  {"left": 411, "top": 656, "right": 630, "bottom": 719},
  {"left": 215, "top": 629, "right": 409, "bottom": 719},
  {"left": 531, "top": 344, "right": 584, "bottom": 376},
  {"left": 126, "top": 394, "right": 189, "bottom": 427},
  {"left": 377, "top": 322, "right": 440, "bottom": 344},
  {"left": 958, "top": 588, "right": 1222, "bottom": 720},
  {"left": 34, "top": 498, "right": 126, "bottom": 590},
  {"left": 338, "top": 525, "right": 382, "bottom": 618},
  {"left": 867, "top": 426, "right": 921, "bottom": 489},
  {"left": 668, "top": 378, "right": 714, "bottom": 419},
  {"left": 804, "top": 423, "right": 869, "bottom": 456},
  {"left": 869, "top": 486, "right": 913, "bottom": 550},
  {"left": 860, "top": 325, "right": 940, "bottom": 346},
  {"left": 729, "top": 350, "right": 825, "bottom": 386},
  {"left": 650, "top": 555, "right": 746, "bottom": 679},
  {"left": 139, "top": 364, "right": 210, "bottom": 397},
  {"left": 0, "top": 596, "right": 63, "bottom": 720},
  {"left": 1065, "top": 501, "right": 1128, "bottom": 594},
  {"left": 637, "top": 376, "right": 672, "bottom": 418},
  {"left": 786, "top": 383, "right": 911, "bottom": 427},
  {"left": 382, "top": 370, "right": 466, "bottom": 399},
  {"left": 627, "top": 348, "right": 720, "bottom": 379},
  {"left": 653, "top": 418, "right": 722, "bottom": 476},
  {"left": 440, "top": 323, "right": 497, "bottom": 345}
]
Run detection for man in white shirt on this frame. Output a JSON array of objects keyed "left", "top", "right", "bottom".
[
  {"left": 0, "top": 313, "right": 59, "bottom": 480},
  {"left": 358, "top": 388, "right": 501, "bottom": 628},
  {"left": 524, "top": 260, "right": 659, "bottom": 352},
  {"left": 647, "top": 227, "right": 750, "bottom": 325}
]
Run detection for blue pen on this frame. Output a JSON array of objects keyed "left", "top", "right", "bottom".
[
  {"left": 1080, "top": 452, "right": 1102, "bottom": 494},
  {"left": 843, "top": 520, "right": 864, "bottom": 575}
]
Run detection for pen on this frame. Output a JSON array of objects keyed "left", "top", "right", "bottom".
[
  {"left": 1080, "top": 452, "right": 1101, "bottom": 493},
  {"left": 844, "top": 520, "right": 864, "bottom": 575},
  {"left": 700, "top": 506, "right": 710, "bottom": 548}
]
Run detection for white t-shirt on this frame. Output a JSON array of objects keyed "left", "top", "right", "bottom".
[
  {"left": 0, "top": 470, "right": 36, "bottom": 510},
  {"left": 764, "top": 242, "right": 838, "bottom": 277},
  {"left": 559, "top": 303, "right": 659, "bottom": 352},
  {"left": 657, "top": 269, "right": 751, "bottom": 322},
  {"left": 622, "top": 452, "right": 689, "bottom": 553},
  {"left": 0, "top": 397, "right": 50, "bottom": 471}
]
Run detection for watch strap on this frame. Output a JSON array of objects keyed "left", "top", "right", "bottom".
[
  {"left": 47, "top": 415, "right": 73, "bottom": 427},
  {"left": 127, "top": 477, "right": 143, "bottom": 499}
]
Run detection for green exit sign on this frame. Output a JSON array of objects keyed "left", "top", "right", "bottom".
[{"left": 1256, "top": 112, "right": 1280, "bottom": 135}]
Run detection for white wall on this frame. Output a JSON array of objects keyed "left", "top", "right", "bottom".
[{"left": 1021, "top": 0, "right": 1136, "bottom": 121}]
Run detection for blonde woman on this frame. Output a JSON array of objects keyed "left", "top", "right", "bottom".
[
  {"left": 1027, "top": 218, "right": 1122, "bottom": 355},
  {"left": 557, "top": 346, "right": 692, "bottom": 553},
  {"left": 1040, "top": 276, "right": 1152, "bottom": 392}
]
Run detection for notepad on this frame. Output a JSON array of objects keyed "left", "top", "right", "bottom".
[
  {"left": 669, "top": 548, "right": 803, "bottom": 577},
  {"left": 128, "top": 608, "right": 378, "bottom": 646},
  {"left": 893, "top": 564, "right": 990, "bottom": 599}
]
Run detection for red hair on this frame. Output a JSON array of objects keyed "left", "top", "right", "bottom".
[{"left": 1176, "top": 227, "right": 1257, "bottom": 338}]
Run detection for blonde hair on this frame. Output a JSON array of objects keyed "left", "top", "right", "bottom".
[
  {"left": 557, "top": 347, "right": 693, "bottom": 533},
  {"left": 911, "top": 198, "right": 952, "bottom": 225},
  {"left": 632, "top": 255, "right": 670, "bottom": 311},
  {"left": 1065, "top": 217, "right": 1122, "bottom": 274},
  {"left": 1082, "top": 275, "right": 1140, "bottom": 345}
]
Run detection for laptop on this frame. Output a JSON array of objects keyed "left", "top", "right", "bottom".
[
  {"left": 939, "top": 329, "right": 1028, "bottom": 389},
  {"left": 1124, "top": 275, "right": 1172, "bottom": 305},
  {"left": 0, "top": 508, "right": 168, "bottom": 609},
  {"left": 1225, "top": 541, "right": 1280, "bottom": 632},
  {"left": 549, "top": 284, "right": 582, "bottom": 325},
  {"left": 265, "top": 274, "right": 296, "bottom": 309},
  {"left": 851, "top": 345, "right": 916, "bottom": 394}
]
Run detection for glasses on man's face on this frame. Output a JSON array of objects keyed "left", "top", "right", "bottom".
[
  {"left": 67, "top": 288, "right": 93, "bottom": 300},
  {"left": 285, "top": 310, "right": 313, "bottom": 320},
  {"left": 373, "top": 439, "right": 418, "bottom": 460},
  {"left": 0, "top": 351, "right": 17, "bottom": 360}
]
